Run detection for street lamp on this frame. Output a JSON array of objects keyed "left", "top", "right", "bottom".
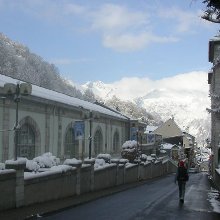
[
  {"left": 86, "top": 110, "right": 99, "bottom": 159},
  {"left": 3, "top": 82, "right": 32, "bottom": 160},
  {"left": 89, "top": 111, "right": 92, "bottom": 159}
]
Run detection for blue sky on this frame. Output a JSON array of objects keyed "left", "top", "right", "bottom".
[{"left": 0, "top": 0, "right": 219, "bottom": 84}]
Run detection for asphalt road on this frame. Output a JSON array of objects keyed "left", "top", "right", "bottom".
[{"left": 42, "top": 173, "right": 220, "bottom": 220}]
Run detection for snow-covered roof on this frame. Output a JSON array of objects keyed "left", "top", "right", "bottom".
[
  {"left": 0, "top": 74, "right": 127, "bottom": 120},
  {"left": 161, "top": 143, "right": 180, "bottom": 150},
  {"left": 145, "top": 125, "right": 158, "bottom": 134}
]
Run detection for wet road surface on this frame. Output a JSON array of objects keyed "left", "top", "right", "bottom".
[{"left": 42, "top": 173, "right": 220, "bottom": 220}]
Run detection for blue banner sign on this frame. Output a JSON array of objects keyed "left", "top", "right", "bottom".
[{"left": 74, "top": 121, "right": 85, "bottom": 140}]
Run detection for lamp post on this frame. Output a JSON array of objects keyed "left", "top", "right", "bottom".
[
  {"left": 89, "top": 111, "right": 92, "bottom": 159},
  {"left": 3, "top": 82, "right": 32, "bottom": 160},
  {"left": 87, "top": 110, "right": 99, "bottom": 159}
]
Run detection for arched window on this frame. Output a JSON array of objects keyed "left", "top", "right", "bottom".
[
  {"left": 94, "top": 129, "right": 103, "bottom": 155},
  {"left": 64, "top": 126, "right": 77, "bottom": 159},
  {"left": 113, "top": 131, "right": 120, "bottom": 153},
  {"left": 17, "top": 123, "right": 35, "bottom": 159}
]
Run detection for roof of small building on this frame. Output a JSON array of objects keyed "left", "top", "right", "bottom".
[
  {"left": 161, "top": 143, "right": 180, "bottom": 150},
  {"left": 145, "top": 125, "right": 158, "bottom": 134}
]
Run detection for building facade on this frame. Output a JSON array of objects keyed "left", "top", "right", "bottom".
[
  {"left": 208, "top": 35, "right": 220, "bottom": 190},
  {"left": 0, "top": 74, "right": 130, "bottom": 162}
]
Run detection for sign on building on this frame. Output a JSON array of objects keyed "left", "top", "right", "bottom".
[
  {"left": 146, "top": 133, "right": 155, "bottom": 144},
  {"left": 73, "top": 121, "right": 85, "bottom": 140}
]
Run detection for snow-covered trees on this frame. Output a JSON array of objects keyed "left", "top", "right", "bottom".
[
  {"left": 0, "top": 33, "right": 94, "bottom": 102},
  {"left": 105, "top": 95, "right": 154, "bottom": 122},
  {"left": 201, "top": 0, "right": 220, "bottom": 23}
]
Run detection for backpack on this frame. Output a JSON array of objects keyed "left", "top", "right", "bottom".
[{"left": 177, "top": 167, "right": 189, "bottom": 181}]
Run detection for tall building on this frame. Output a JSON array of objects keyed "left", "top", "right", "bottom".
[{"left": 207, "top": 34, "right": 220, "bottom": 189}]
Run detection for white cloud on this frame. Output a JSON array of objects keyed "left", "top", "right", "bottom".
[
  {"left": 158, "top": 7, "right": 210, "bottom": 33},
  {"left": 110, "top": 71, "right": 208, "bottom": 100},
  {"left": 90, "top": 3, "right": 179, "bottom": 52},
  {"left": 91, "top": 4, "right": 148, "bottom": 31},
  {"left": 0, "top": 1, "right": 212, "bottom": 52},
  {"left": 102, "top": 32, "right": 178, "bottom": 52}
]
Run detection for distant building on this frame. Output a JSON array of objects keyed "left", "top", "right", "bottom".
[
  {"left": 141, "top": 125, "right": 162, "bottom": 155},
  {"left": 152, "top": 118, "right": 195, "bottom": 163},
  {"left": 160, "top": 143, "right": 180, "bottom": 161}
]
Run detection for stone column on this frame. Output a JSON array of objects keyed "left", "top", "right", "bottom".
[
  {"left": 119, "top": 160, "right": 127, "bottom": 184},
  {"left": 5, "top": 161, "right": 26, "bottom": 208},
  {"left": 2, "top": 99, "right": 10, "bottom": 162},
  {"left": 69, "top": 162, "right": 82, "bottom": 195},
  {"left": 111, "top": 159, "right": 120, "bottom": 185},
  {"left": 84, "top": 159, "right": 95, "bottom": 192}
]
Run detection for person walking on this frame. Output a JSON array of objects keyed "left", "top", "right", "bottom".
[{"left": 175, "top": 160, "right": 189, "bottom": 203}]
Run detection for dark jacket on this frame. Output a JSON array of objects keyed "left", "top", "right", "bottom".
[{"left": 175, "top": 166, "right": 189, "bottom": 182}]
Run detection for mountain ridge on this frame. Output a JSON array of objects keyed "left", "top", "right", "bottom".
[{"left": 0, "top": 32, "right": 210, "bottom": 145}]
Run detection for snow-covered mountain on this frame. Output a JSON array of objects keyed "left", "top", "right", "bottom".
[
  {"left": 0, "top": 32, "right": 210, "bottom": 146},
  {"left": 82, "top": 72, "right": 211, "bottom": 146}
]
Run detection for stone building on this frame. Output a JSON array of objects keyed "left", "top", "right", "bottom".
[
  {"left": 0, "top": 74, "right": 130, "bottom": 162},
  {"left": 207, "top": 34, "right": 220, "bottom": 189}
]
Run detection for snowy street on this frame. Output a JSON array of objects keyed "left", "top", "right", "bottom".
[{"left": 42, "top": 173, "right": 220, "bottom": 220}]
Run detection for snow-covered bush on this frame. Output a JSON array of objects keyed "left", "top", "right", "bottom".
[
  {"left": 97, "top": 154, "right": 111, "bottom": 163},
  {"left": 140, "top": 154, "right": 148, "bottom": 162},
  {"left": 94, "top": 158, "right": 106, "bottom": 169},
  {"left": 26, "top": 160, "right": 40, "bottom": 172},
  {"left": 33, "top": 152, "right": 60, "bottom": 168},
  {"left": 121, "top": 140, "right": 138, "bottom": 162}
]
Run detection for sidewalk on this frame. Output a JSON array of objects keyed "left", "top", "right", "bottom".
[{"left": 0, "top": 177, "right": 156, "bottom": 220}]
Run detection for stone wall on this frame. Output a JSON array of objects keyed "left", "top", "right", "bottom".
[
  {"left": 0, "top": 170, "right": 16, "bottom": 211},
  {"left": 0, "top": 159, "right": 176, "bottom": 211},
  {"left": 24, "top": 169, "right": 77, "bottom": 206}
]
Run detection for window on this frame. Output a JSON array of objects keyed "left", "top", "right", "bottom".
[
  {"left": 18, "top": 123, "right": 35, "bottom": 159},
  {"left": 113, "top": 131, "right": 119, "bottom": 153},
  {"left": 94, "top": 129, "right": 103, "bottom": 155},
  {"left": 65, "top": 127, "right": 77, "bottom": 158}
]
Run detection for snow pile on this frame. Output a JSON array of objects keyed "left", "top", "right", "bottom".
[
  {"left": 63, "top": 158, "right": 82, "bottom": 166},
  {"left": 50, "top": 165, "right": 74, "bottom": 173},
  {"left": 94, "top": 159, "right": 106, "bottom": 169},
  {"left": 84, "top": 158, "right": 96, "bottom": 164},
  {"left": 97, "top": 154, "right": 111, "bottom": 163},
  {"left": 5, "top": 158, "right": 26, "bottom": 165},
  {"left": 26, "top": 160, "right": 40, "bottom": 172},
  {"left": 119, "top": 159, "right": 129, "bottom": 164},
  {"left": 33, "top": 152, "right": 60, "bottom": 168},
  {"left": 94, "top": 158, "right": 116, "bottom": 170},
  {"left": 208, "top": 189, "right": 220, "bottom": 213},
  {"left": 161, "top": 143, "right": 176, "bottom": 150},
  {"left": 122, "top": 140, "right": 137, "bottom": 150},
  {"left": 140, "top": 154, "right": 148, "bottom": 161}
]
